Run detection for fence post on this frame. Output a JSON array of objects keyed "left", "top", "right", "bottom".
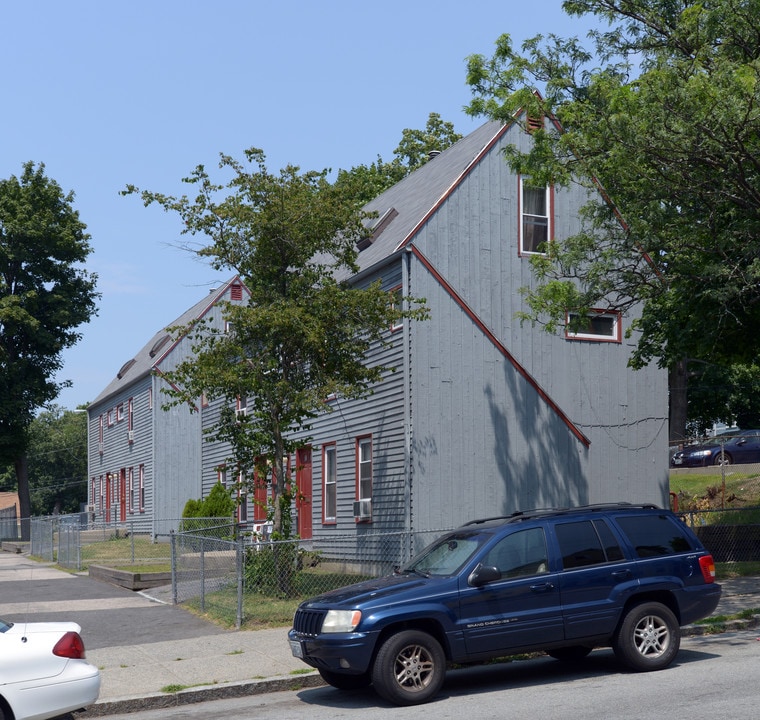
[
  {"left": 131, "top": 522, "right": 135, "bottom": 564},
  {"left": 170, "top": 530, "right": 178, "bottom": 605},
  {"left": 199, "top": 537, "right": 205, "bottom": 613},
  {"left": 236, "top": 533, "right": 244, "bottom": 630}
]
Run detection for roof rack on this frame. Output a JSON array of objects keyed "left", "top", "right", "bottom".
[{"left": 461, "top": 502, "right": 661, "bottom": 527}]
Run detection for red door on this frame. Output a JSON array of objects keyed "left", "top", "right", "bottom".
[{"left": 296, "top": 447, "right": 313, "bottom": 539}]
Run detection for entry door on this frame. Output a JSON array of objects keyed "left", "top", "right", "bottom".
[{"left": 296, "top": 447, "right": 312, "bottom": 539}]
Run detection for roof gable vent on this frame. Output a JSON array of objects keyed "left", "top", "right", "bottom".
[
  {"left": 357, "top": 207, "right": 399, "bottom": 251},
  {"left": 149, "top": 334, "right": 171, "bottom": 358},
  {"left": 117, "top": 358, "right": 136, "bottom": 380}
]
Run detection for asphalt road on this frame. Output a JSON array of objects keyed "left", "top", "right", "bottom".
[{"left": 94, "top": 631, "right": 760, "bottom": 720}]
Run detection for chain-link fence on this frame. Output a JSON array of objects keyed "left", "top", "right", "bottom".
[
  {"left": 24, "top": 508, "right": 760, "bottom": 631},
  {"left": 679, "top": 506, "right": 760, "bottom": 564},
  {"left": 155, "top": 525, "right": 446, "bottom": 629},
  {"left": 30, "top": 515, "right": 175, "bottom": 571}
]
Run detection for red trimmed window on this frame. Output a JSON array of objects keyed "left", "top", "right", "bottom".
[
  {"left": 519, "top": 176, "right": 552, "bottom": 255},
  {"left": 322, "top": 443, "right": 337, "bottom": 524},
  {"left": 355, "top": 436, "right": 373, "bottom": 522}
]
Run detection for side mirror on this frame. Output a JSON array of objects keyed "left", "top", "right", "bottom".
[{"left": 468, "top": 563, "right": 501, "bottom": 587}]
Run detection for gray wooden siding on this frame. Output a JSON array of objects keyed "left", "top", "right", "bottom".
[
  {"left": 406, "top": 124, "right": 668, "bottom": 529},
  {"left": 87, "top": 374, "right": 154, "bottom": 533}
]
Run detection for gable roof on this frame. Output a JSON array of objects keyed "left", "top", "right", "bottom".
[
  {"left": 89, "top": 277, "right": 245, "bottom": 407},
  {"left": 347, "top": 119, "right": 507, "bottom": 278}
]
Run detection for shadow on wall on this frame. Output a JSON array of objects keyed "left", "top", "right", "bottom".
[{"left": 485, "top": 359, "right": 587, "bottom": 513}]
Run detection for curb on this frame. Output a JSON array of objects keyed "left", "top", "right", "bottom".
[
  {"left": 77, "top": 672, "right": 326, "bottom": 717},
  {"left": 682, "top": 613, "right": 760, "bottom": 636}
]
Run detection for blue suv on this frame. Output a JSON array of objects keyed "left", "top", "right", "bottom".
[{"left": 288, "top": 503, "right": 721, "bottom": 705}]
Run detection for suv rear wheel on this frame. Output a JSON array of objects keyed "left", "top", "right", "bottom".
[
  {"left": 371, "top": 629, "right": 445, "bottom": 705},
  {"left": 613, "top": 602, "right": 680, "bottom": 671}
]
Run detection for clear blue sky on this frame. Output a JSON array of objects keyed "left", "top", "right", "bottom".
[{"left": 1, "top": 1, "right": 593, "bottom": 410}]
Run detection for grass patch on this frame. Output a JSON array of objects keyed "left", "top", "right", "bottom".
[
  {"left": 716, "top": 561, "right": 760, "bottom": 580},
  {"left": 182, "top": 568, "right": 370, "bottom": 630},
  {"left": 78, "top": 535, "right": 170, "bottom": 569}
]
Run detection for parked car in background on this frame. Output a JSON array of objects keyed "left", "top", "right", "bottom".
[
  {"left": 671, "top": 429, "right": 760, "bottom": 467},
  {"left": 0, "top": 618, "right": 100, "bottom": 720},
  {"left": 288, "top": 503, "right": 720, "bottom": 706}
]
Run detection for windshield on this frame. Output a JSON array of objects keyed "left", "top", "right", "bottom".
[{"left": 403, "top": 531, "right": 488, "bottom": 576}]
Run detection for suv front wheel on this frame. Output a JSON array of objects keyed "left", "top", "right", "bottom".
[
  {"left": 371, "top": 629, "right": 445, "bottom": 705},
  {"left": 613, "top": 602, "right": 680, "bottom": 671}
]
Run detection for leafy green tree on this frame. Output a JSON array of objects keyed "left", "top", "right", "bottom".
[
  {"left": 334, "top": 112, "right": 462, "bottom": 205},
  {"left": 22, "top": 406, "right": 89, "bottom": 515},
  {"left": 0, "top": 163, "right": 98, "bottom": 533},
  {"left": 465, "top": 0, "right": 760, "bottom": 441},
  {"left": 125, "top": 149, "right": 427, "bottom": 538}
]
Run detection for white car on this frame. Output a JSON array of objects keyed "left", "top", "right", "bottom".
[{"left": 0, "top": 618, "right": 100, "bottom": 720}]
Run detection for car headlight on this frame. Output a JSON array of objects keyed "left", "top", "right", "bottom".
[
  {"left": 321, "top": 609, "right": 362, "bottom": 633},
  {"left": 690, "top": 450, "right": 712, "bottom": 457}
]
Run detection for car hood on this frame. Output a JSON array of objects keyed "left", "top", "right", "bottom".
[
  {"left": 676, "top": 444, "right": 718, "bottom": 454},
  {"left": 299, "top": 573, "right": 432, "bottom": 608}
]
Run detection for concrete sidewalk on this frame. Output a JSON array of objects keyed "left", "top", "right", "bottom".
[{"left": 1, "top": 550, "right": 759, "bottom": 717}]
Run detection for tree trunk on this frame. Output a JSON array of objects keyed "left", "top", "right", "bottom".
[
  {"left": 15, "top": 454, "right": 31, "bottom": 541},
  {"left": 669, "top": 360, "right": 689, "bottom": 446}
]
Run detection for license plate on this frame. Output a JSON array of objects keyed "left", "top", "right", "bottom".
[
  {"left": 289, "top": 640, "right": 304, "bottom": 658},
  {"left": 673, "top": 458, "right": 683, "bottom": 465}
]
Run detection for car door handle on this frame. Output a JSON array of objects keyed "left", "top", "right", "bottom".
[
  {"left": 612, "top": 569, "right": 632, "bottom": 580},
  {"left": 530, "top": 582, "right": 555, "bottom": 593}
]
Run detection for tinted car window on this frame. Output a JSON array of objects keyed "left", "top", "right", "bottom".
[
  {"left": 483, "top": 527, "right": 548, "bottom": 579},
  {"left": 594, "top": 519, "right": 625, "bottom": 561},
  {"left": 555, "top": 521, "right": 607, "bottom": 568},
  {"left": 616, "top": 514, "right": 694, "bottom": 557}
]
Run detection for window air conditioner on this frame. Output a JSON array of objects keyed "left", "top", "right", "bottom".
[
  {"left": 353, "top": 499, "right": 372, "bottom": 519},
  {"left": 128, "top": 430, "right": 134, "bottom": 442}
]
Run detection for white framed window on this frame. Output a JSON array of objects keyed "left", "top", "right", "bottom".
[
  {"left": 236, "top": 396, "right": 248, "bottom": 418},
  {"left": 323, "top": 443, "right": 337, "bottom": 524},
  {"left": 519, "top": 177, "right": 551, "bottom": 255},
  {"left": 357, "top": 437, "right": 372, "bottom": 502},
  {"left": 565, "top": 310, "right": 622, "bottom": 342}
]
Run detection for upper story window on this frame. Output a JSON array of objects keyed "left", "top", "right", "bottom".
[
  {"left": 566, "top": 310, "right": 622, "bottom": 343},
  {"left": 519, "top": 177, "right": 552, "bottom": 255}
]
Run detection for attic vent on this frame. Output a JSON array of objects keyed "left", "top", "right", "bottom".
[
  {"left": 230, "top": 283, "right": 243, "bottom": 301},
  {"left": 357, "top": 207, "right": 399, "bottom": 251},
  {"left": 117, "top": 358, "right": 136, "bottom": 380},
  {"left": 428, "top": 150, "right": 441, "bottom": 159},
  {"left": 149, "top": 334, "right": 171, "bottom": 358},
  {"left": 526, "top": 114, "right": 544, "bottom": 133}
]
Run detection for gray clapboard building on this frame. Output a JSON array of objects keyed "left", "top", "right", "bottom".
[{"left": 87, "top": 118, "right": 668, "bottom": 538}]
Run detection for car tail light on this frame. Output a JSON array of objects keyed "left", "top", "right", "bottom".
[
  {"left": 698, "top": 554, "right": 716, "bottom": 583},
  {"left": 53, "top": 631, "right": 87, "bottom": 659}
]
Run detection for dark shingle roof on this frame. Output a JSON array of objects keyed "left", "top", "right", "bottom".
[
  {"left": 350, "top": 120, "right": 506, "bottom": 277},
  {"left": 89, "top": 278, "right": 241, "bottom": 407}
]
